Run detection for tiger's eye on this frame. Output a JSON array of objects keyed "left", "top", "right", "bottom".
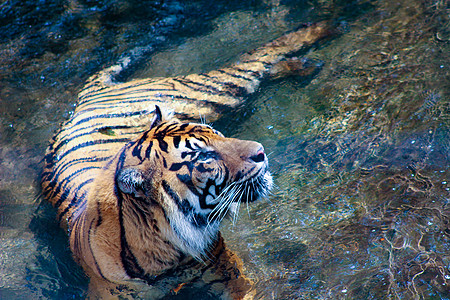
[{"left": 197, "top": 151, "right": 217, "bottom": 162}]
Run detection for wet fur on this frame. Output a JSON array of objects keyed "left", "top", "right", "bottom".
[{"left": 41, "top": 22, "right": 331, "bottom": 299}]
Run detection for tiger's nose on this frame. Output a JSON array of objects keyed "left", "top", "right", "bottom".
[{"left": 249, "top": 148, "right": 266, "bottom": 163}]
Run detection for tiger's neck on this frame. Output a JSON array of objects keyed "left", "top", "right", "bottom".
[
  {"left": 68, "top": 148, "right": 225, "bottom": 283},
  {"left": 163, "top": 198, "right": 221, "bottom": 261},
  {"left": 69, "top": 163, "right": 181, "bottom": 283}
]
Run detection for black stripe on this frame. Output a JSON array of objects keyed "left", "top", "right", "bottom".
[
  {"left": 70, "top": 110, "right": 153, "bottom": 129},
  {"left": 57, "top": 178, "right": 93, "bottom": 223},
  {"left": 48, "top": 165, "right": 95, "bottom": 205},
  {"left": 173, "top": 136, "right": 181, "bottom": 148},
  {"left": 241, "top": 59, "right": 272, "bottom": 68},
  {"left": 79, "top": 82, "right": 101, "bottom": 97},
  {"left": 114, "top": 147, "right": 157, "bottom": 284},
  {"left": 79, "top": 86, "right": 174, "bottom": 102},
  {"left": 157, "top": 138, "right": 168, "bottom": 153},
  {"left": 216, "top": 69, "right": 254, "bottom": 81},
  {"left": 200, "top": 72, "right": 250, "bottom": 97},
  {"left": 70, "top": 215, "right": 82, "bottom": 251},
  {"left": 87, "top": 219, "right": 108, "bottom": 281},
  {"left": 131, "top": 131, "right": 150, "bottom": 161},
  {"left": 54, "top": 189, "right": 71, "bottom": 210},
  {"left": 50, "top": 127, "right": 119, "bottom": 162},
  {"left": 53, "top": 166, "right": 100, "bottom": 208},
  {"left": 175, "top": 174, "right": 218, "bottom": 210},
  {"left": 178, "top": 123, "right": 190, "bottom": 131},
  {"left": 54, "top": 122, "right": 104, "bottom": 142},
  {"left": 144, "top": 140, "right": 153, "bottom": 159},
  {"left": 196, "top": 163, "right": 213, "bottom": 173},
  {"left": 54, "top": 121, "right": 142, "bottom": 147},
  {"left": 180, "top": 151, "right": 196, "bottom": 159},
  {"left": 44, "top": 156, "right": 109, "bottom": 190},
  {"left": 115, "top": 149, "right": 142, "bottom": 277},
  {"left": 78, "top": 79, "right": 111, "bottom": 98},
  {"left": 80, "top": 96, "right": 166, "bottom": 108},
  {"left": 234, "top": 67, "right": 262, "bottom": 78},
  {"left": 189, "top": 125, "right": 213, "bottom": 135},
  {"left": 154, "top": 128, "right": 169, "bottom": 153},
  {"left": 54, "top": 138, "right": 130, "bottom": 164},
  {"left": 198, "top": 179, "right": 218, "bottom": 210},
  {"left": 193, "top": 135, "right": 207, "bottom": 145},
  {"left": 161, "top": 123, "right": 179, "bottom": 133},
  {"left": 67, "top": 197, "right": 87, "bottom": 227},
  {"left": 162, "top": 180, "right": 208, "bottom": 228},
  {"left": 169, "top": 161, "right": 192, "bottom": 172},
  {"left": 162, "top": 180, "right": 182, "bottom": 205},
  {"left": 172, "top": 77, "right": 236, "bottom": 98},
  {"left": 184, "top": 139, "right": 193, "bottom": 150}
]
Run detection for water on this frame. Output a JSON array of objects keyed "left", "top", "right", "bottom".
[{"left": 1, "top": 0, "right": 449, "bottom": 299}]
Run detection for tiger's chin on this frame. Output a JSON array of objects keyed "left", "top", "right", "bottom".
[
  {"left": 244, "top": 169, "right": 273, "bottom": 202},
  {"left": 169, "top": 168, "right": 272, "bottom": 261}
]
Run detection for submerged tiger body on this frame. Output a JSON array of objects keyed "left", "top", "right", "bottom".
[{"left": 41, "top": 22, "right": 330, "bottom": 299}]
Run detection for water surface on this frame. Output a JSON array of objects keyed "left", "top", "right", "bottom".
[{"left": 0, "top": 0, "right": 449, "bottom": 299}]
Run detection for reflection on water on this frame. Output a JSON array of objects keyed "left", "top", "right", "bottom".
[{"left": 1, "top": 0, "right": 449, "bottom": 299}]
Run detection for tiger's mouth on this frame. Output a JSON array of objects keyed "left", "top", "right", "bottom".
[
  {"left": 235, "top": 167, "right": 273, "bottom": 202},
  {"left": 207, "top": 167, "right": 272, "bottom": 223}
]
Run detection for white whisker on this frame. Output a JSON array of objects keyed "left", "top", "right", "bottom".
[
  {"left": 245, "top": 182, "right": 251, "bottom": 219},
  {"left": 202, "top": 167, "right": 271, "bottom": 231},
  {"left": 207, "top": 184, "right": 238, "bottom": 227}
]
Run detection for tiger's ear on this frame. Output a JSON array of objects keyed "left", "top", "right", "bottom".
[
  {"left": 150, "top": 105, "right": 163, "bottom": 129},
  {"left": 117, "top": 168, "right": 146, "bottom": 198},
  {"left": 150, "top": 105, "right": 174, "bottom": 129}
]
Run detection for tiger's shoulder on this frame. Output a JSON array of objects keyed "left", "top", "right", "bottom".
[{"left": 41, "top": 22, "right": 332, "bottom": 299}]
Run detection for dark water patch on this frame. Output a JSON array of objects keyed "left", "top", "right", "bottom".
[
  {"left": 0, "top": 0, "right": 68, "bottom": 41},
  {"left": 1, "top": 0, "right": 449, "bottom": 299},
  {"left": 220, "top": 1, "right": 449, "bottom": 299},
  {"left": 28, "top": 200, "right": 88, "bottom": 299}
]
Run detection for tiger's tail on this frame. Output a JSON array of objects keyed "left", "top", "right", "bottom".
[
  {"left": 75, "top": 22, "right": 332, "bottom": 123},
  {"left": 180, "top": 21, "right": 332, "bottom": 105},
  {"left": 240, "top": 21, "right": 331, "bottom": 66},
  {"left": 226, "top": 21, "right": 332, "bottom": 93}
]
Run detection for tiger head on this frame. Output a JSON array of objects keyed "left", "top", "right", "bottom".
[{"left": 115, "top": 106, "right": 272, "bottom": 259}]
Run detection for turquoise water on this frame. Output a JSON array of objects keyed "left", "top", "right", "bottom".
[{"left": 0, "top": 0, "right": 449, "bottom": 299}]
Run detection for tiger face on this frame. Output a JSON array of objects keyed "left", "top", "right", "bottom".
[{"left": 115, "top": 109, "right": 272, "bottom": 259}]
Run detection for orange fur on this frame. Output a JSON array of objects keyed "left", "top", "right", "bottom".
[{"left": 42, "top": 22, "right": 331, "bottom": 299}]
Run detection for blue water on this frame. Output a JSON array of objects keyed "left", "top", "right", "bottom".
[{"left": 0, "top": 0, "right": 449, "bottom": 299}]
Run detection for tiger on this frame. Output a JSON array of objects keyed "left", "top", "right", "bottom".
[{"left": 41, "top": 22, "right": 330, "bottom": 299}]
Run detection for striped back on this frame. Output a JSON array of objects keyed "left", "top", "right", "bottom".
[{"left": 41, "top": 22, "right": 330, "bottom": 230}]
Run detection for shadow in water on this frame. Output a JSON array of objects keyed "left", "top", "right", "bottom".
[{"left": 28, "top": 200, "right": 88, "bottom": 299}]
